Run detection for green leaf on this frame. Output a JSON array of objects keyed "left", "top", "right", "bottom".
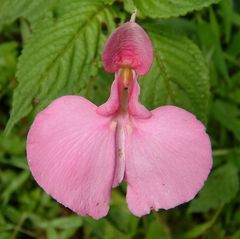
[
  {"left": 231, "top": 230, "right": 240, "bottom": 239},
  {"left": 84, "top": 217, "right": 129, "bottom": 239},
  {"left": 0, "top": 42, "right": 17, "bottom": 95},
  {"left": 227, "top": 31, "right": 240, "bottom": 57},
  {"left": 184, "top": 208, "right": 221, "bottom": 238},
  {"left": 132, "top": 0, "right": 221, "bottom": 19},
  {"left": 211, "top": 100, "right": 240, "bottom": 141},
  {"left": 107, "top": 190, "right": 139, "bottom": 236},
  {"left": 184, "top": 222, "right": 213, "bottom": 239},
  {"left": 2, "top": 171, "right": 30, "bottom": 205},
  {"left": 39, "top": 215, "right": 82, "bottom": 229},
  {"left": 46, "top": 227, "right": 58, "bottom": 239},
  {"left": 140, "top": 26, "right": 210, "bottom": 123},
  {"left": 59, "top": 229, "right": 80, "bottom": 239},
  {"left": 5, "top": 0, "right": 121, "bottom": 133},
  {"left": 124, "top": 0, "right": 137, "bottom": 15},
  {"left": 0, "top": 132, "right": 25, "bottom": 155},
  {"left": 0, "top": 233, "right": 11, "bottom": 239},
  {"left": 188, "top": 164, "right": 239, "bottom": 213},
  {"left": 146, "top": 220, "right": 171, "bottom": 239},
  {"left": 81, "top": 68, "right": 113, "bottom": 106},
  {"left": 2, "top": 206, "right": 22, "bottom": 224},
  {"left": 0, "top": 0, "right": 58, "bottom": 29},
  {"left": 196, "top": 17, "right": 229, "bottom": 82},
  {"left": 209, "top": 8, "right": 230, "bottom": 80},
  {"left": 220, "top": 0, "right": 234, "bottom": 43},
  {"left": 0, "top": 157, "right": 27, "bottom": 170}
]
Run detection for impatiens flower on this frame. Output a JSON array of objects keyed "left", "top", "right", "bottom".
[{"left": 27, "top": 12, "right": 212, "bottom": 219}]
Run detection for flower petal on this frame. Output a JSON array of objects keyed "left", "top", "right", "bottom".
[
  {"left": 27, "top": 96, "right": 115, "bottom": 219},
  {"left": 102, "top": 22, "right": 153, "bottom": 75},
  {"left": 97, "top": 74, "right": 119, "bottom": 116},
  {"left": 125, "top": 106, "right": 212, "bottom": 216},
  {"left": 128, "top": 76, "right": 152, "bottom": 119}
]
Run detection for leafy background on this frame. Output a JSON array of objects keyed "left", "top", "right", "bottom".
[{"left": 0, "top": 0, "right": 240, "bottom": 238}]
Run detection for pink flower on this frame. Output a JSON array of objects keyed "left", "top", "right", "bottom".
[{"left": 27, "top": 13, "right": 212, "bottom": 219}]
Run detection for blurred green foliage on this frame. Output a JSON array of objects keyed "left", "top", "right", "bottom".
[{"left": 0, "top": 0, "right": 240, "bottom": 238}]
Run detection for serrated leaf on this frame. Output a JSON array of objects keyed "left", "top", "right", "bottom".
[
  {"left": 188, "top": 164, "right": 239, "bottom": 213},
  {"left": 140, "top": 26, "right": 210, "bottom": 123},
  {"left": 5, "top": 0, "right": 121, "bottom": 133},
  {"left": 0, "top": 0, "right": 58, "bottom": 29},
  {"left": 132, "top": 0, "right": 221, "bottom": 19}
]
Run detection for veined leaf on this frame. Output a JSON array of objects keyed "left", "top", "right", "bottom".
[
  {"left": 140, "top": 25, "right": 210, "bottom": 123},
  {"left": 5, "top": 0, "right": 121, "bottom": 133},
  {"left": 188, "top": 164, "right": 239, "bottom": 213},
  {"left": 132, "top": 0, "right": 221, "bottom": 18},
  {"left": 0, "top": 0, "right": 58, "bottom": 29}
]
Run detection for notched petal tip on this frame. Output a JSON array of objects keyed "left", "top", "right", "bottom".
[{"left": 102, "top": 20, "right": 153, "bottom": 75}]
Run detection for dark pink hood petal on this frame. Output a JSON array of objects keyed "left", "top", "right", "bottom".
[{"left": 102, "top": 21, "right": 153, "bottom": 75}]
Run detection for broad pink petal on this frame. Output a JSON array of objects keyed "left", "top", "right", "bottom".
[
  {"left": 102, "top": 22, "right": 153, "bottom": 75},
  {"left": 27, "top": 96, "right": 116, "bottom": 219},
  {"left": 125, "top": 106, "right": 212, "bottom": 216}
]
